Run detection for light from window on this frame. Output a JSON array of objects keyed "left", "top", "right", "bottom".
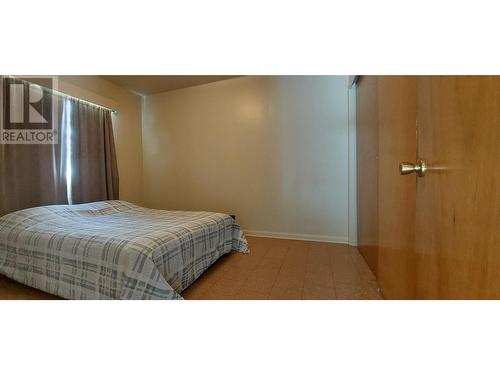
[{"left": 64, "top": 100, "right": 73, "bottom": 204}]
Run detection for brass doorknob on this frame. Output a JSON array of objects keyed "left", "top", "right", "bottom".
[{"left": 399, "top": 159, "right": 427, "bottom": 177}]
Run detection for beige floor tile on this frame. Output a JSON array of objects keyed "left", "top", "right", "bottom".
[
  {"left": 302, "top": 284, "right": 336, "bottom": 300},
  {"left": 268, "top": 286, "right": 303, "bottom": 300},
  {"left": 236, "top": 288, "right": 270, "bottom": 300}
]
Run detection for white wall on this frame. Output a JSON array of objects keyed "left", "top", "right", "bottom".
[
  {"left": 348, "top": 83, "right": 358, "bottom": 246},
  {"left": 142, "top": 76, "right": 350, "bottom": 243}
]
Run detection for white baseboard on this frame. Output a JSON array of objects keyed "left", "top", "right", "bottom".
[{"left": 243, "top": 230, "right": 348, "bottom": 244}]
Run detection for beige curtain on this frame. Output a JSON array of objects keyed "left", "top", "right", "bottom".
[
  {"left": 67, "top": 99, "right": 119, "bottom": 205},
  {"left": 0, "top": 77, "right": 119, "bottom": 217},
  {"left": 0, "top": 77, "right": 68, "bottom": 216}
]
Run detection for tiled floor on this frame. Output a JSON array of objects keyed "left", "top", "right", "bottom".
[
  {"left": 182, "top": 236, "right": 381, "bottom": 299},
  {"left": 0, "top": 236, "right": 382, "bottom": 300}
]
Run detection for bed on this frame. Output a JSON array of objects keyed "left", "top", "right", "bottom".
[{"left": 0, "top": 200, "right": 249, "bottom": 299}]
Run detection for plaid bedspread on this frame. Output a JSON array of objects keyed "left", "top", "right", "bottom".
[{"left": 0, "top": 200, "right": 249, "bottom": 299}]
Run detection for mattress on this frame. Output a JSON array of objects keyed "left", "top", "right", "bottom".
[{"left": 0, "top": 200, "right": 249, "bottom": 299}]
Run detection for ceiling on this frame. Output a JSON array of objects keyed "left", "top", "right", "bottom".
[{"left": 100, "top": 75, "right": 240, "bottom": 96}]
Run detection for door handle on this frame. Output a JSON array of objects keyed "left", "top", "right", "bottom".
[{"left": 399, "top": 159, "right": 427, "bottom": 177}]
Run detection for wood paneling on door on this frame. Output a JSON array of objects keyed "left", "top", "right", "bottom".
[
  {"left": 357, "top": 75, "right": 500, "bottom": 299},
  {"left": 356, "top": 76, "right": 379, "bottom": 275},
  {"left": 416, "top": 76, "right": 500, "bottom": 299},
  {"left": 377, "top": 76, "right": 417, "bottom": 299}
]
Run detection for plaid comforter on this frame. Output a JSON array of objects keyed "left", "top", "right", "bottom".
[{"left": 0, "top": 200, "right": 249, "bottom": 299}]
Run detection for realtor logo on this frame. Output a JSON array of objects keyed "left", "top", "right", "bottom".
[{"left": 1, "top": 76, "right": 58, "bottom": 144}]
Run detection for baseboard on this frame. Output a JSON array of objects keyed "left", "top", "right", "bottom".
[
  {"left": 243, "top": 230, "right": 348, "bottom": 244},
  {"left": 348, "top": 237, "right": 358, "bottom": 247}
]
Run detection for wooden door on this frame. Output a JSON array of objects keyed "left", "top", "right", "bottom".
[
  {"left": 356, "top": 76, "right": 379, "bottom": 275},
  {"left": 377, "top": 76, "right": 418, "bottom": 299},
  {"left": 416, "top": 76, "right": 500, "bottom": 299}
]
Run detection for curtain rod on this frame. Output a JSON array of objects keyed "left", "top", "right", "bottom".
[{"left": 8, "top": 76, "right": 118, "bottom": 114}]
